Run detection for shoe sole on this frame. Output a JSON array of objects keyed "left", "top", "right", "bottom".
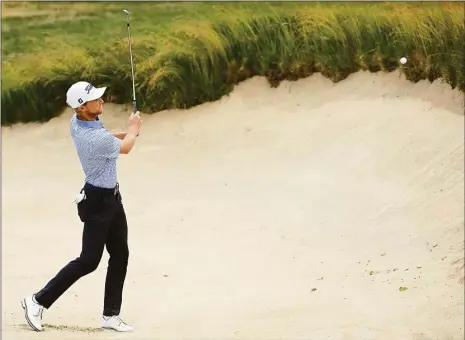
[
  {"left": 21, "top": 299, "right": 41, "bottom": 332},
  {"left": 102, "top": 326, "right": 133, "bottom": 332}
]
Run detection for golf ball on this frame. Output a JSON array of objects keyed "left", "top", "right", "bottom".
[{"left": 400, "top": 57, "right": 407, "bottom": 64}]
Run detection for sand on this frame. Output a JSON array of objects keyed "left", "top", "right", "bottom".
[{"left": 2, "top": 71, "right": 464, "bottom": 340}]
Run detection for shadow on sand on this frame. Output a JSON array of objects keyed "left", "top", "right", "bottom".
[{"left": 17, "top": 323, "right": 106, "bottom": 333}]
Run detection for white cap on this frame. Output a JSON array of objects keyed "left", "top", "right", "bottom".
[{"left": 66, "top": 81, "right": 107, "bottom": 109}]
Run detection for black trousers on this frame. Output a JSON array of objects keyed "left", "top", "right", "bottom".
[{"left": 34, "top": 183, "right": 129, "bottom": 317}]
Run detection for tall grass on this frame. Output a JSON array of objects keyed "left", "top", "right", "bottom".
[{"left": 2, "top": 3, "right": 463, "bottom": 126}]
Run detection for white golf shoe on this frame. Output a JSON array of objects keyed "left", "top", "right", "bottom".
[
  {"left": 21, "top": 295, "right": 44, "bottom": 331},
  {"left": 102, "top": 315, "right": 134, "bottom": 332}
]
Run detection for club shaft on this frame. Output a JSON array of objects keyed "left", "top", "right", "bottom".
[{"left": 125, "top": 13, "right": 137, "bottom": 113}]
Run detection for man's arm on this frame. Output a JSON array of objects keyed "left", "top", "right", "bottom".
[
  {"left": 112, "top": 132, "right": 127, "bottom": 140},
  {"left": 117, "top": 112, "right": 142, "bottom": 154},
  {"left": 94, "top": 129, "right": 137, "bottom": 157},
  {"left": 119, "top": 127, "right": 139, "bottom": 154}
]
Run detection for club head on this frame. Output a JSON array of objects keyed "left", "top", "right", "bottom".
[{"left": 123, "top": 9, "right": 130, "bottom": 15}]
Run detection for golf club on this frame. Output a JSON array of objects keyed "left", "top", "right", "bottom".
[{"left": 123, "top": 9, "right": 137, "bottom": 114}]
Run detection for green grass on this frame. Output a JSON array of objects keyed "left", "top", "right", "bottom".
[{"left": 1, "top": 1, "right": 464, "bottom": 126}]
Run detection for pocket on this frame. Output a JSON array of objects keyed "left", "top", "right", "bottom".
[
  {"left": 76, "top": 200, "right": 86, "bottom": 222},
  {"left": 77, "top": 193, "right": 114, "bottom": 223},
  {"left": 77, "top": 199, "right": 88, "bottom": 222},
  {"left": 76, "top": 192, "right": 99, "bottom": 222}
]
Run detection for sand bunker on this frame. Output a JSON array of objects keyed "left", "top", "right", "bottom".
[{"left": 2, "top": 71, "right": 464, "bottom": 340}]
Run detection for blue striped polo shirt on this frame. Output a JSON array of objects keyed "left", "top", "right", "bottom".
[{"left": 70, "top": 114, "right": 120, "bottom": 189}]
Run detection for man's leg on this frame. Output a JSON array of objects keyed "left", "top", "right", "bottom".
[
  {"left": 34, "top": 219, "right": 110, "bottom": 307},
  {"left": 103, "top": 200, "right": 129, "bottom": 316},
  {"left": 101, "top": 194, "right": 133, "bottom": 332},
  {"left": 22, "top": 195, "right": 113, "bottom": 332}
]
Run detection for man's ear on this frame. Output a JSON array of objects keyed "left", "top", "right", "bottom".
[{"left": 77, "top": 104, "right": 86, "bottom": 113}]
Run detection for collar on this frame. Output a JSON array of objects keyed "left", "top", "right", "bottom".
[{"left": 74, "top": 114, "right": 103, "bottom": 129}]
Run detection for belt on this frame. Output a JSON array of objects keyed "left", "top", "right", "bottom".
[{"left": 83, "top": 182, "right": 120, "bottom": 195}]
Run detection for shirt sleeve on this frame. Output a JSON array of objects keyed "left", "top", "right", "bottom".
[{"left": 92, "top": 129, "right": 121, "bottom": 159}]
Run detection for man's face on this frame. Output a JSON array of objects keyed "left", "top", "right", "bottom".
[{"left": 79, "top": 97, "right": 104, "bottom": 118}]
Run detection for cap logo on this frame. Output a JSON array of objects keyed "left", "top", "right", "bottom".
[
  {"left": 85, "top": 83, "right": 94, "bottom": 94},
  {"left": 78, "top": 98, "right": 83, "bottom": 104}
]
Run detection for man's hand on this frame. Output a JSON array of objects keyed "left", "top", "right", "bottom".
[
  {"left": 128, "top": 111, "right": 142, "bottom": 136},
  {"left": 119, "top": 111, "right": 142, "bottom": 154},
  {"left": 113, "top": 112, "right": 142, "bottom": 140}
]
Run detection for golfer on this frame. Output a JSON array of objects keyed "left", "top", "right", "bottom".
[{"left": 21, "top": 81, "right": 142, "bottom": 332}]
